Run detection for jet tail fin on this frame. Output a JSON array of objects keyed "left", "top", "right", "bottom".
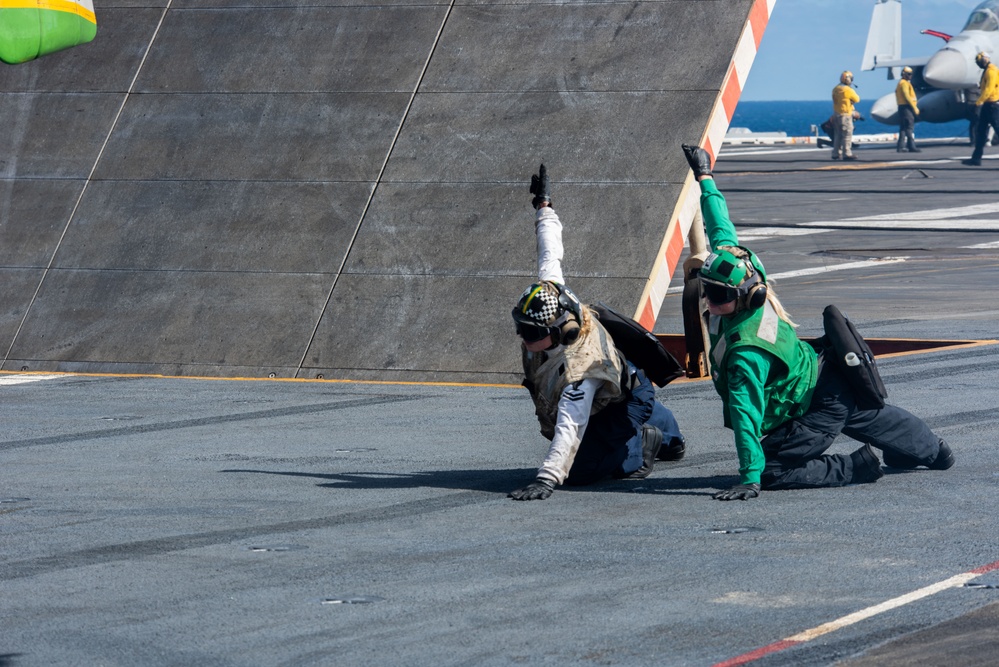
[{"left": 862, "top": 0, "right": 902, "bottom": 71}]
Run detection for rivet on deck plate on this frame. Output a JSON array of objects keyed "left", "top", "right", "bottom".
[
  {"left": 248, "top": 544, "right": 308, "bottom": 553},
  {"left": 710, "top": 527, "right": 762, "bottom": 535},
  {"left": 321, "top": 595, "right": 385, "bottom": 605}
]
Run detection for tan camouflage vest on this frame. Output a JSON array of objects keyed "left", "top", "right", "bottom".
[{"left": 522, "top": 313, "right": 627, "bottom": 439}]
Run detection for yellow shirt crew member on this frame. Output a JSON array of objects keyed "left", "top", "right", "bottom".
[
  {"left": 966, "top": 53, "right": 999, "bottom": 165},
  {"left": 895, "top": 78, "right": 919, "bottom": 113},
  {"left": 895, "top": 67, "right": 920, "bottom": 152},
  {"left": 831, "top": 71, "right": 860, "bottom": 160},
  {"left": 976, "top": 62, "right": 999, "bottom": 105},
  {"left": 833, "top": 83, "right": 860, "bottom": 115}
]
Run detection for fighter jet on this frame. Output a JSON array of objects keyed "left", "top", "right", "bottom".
[{"left": 861, "top": 0, "right": 999, "bottom": 131}]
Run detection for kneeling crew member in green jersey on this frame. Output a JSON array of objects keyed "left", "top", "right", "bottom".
[
  {"left": 681, "top": 144, "right": 954, "bottom": 501},
  {"left": 508, "top": 165, "right": 684, "bottom": 501}
]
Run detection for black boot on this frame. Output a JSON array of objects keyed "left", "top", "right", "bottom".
[
  {"left": 882, "top": 448, "right": 920, "bottom": 469},
  {"left": 884, "top": 439, "right": 954, "bottom": 470},
  {"left": 929, "top": 439, "right": 955, "bottom": 470},
  {"left": 657, "top": 435, "right": 686, "bottom": 461},
  {"left": 850, "top": 444, "right": 884, "bottom": 484},
  {"left": 626, "top": 425, "right": 663, "bottom": 479}
]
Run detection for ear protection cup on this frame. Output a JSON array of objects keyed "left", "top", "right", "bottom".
[
  {"left": 722, "top": 246, "right": 767, "bottom": 311},
  {"left": 559, "top": 319, "right": 581, "bottom": 345},
  {"left": 551, "top": 282, "right": 583, "bottom": 345},
  {"left": 746, "top": 281, "right": 768, "bottom": 310}
]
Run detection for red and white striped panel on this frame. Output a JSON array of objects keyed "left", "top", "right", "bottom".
[{"left": 634, "top": 0, "right": 776, "bottom": 331}]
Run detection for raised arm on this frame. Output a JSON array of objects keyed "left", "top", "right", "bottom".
[
  {"left": 530, "top": 164, "right": 565, "bottom": 284},
  {"left": 681, "top": 144, "right": 739, "bottom": 250}
]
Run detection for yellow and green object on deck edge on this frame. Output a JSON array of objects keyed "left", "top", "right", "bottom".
[{"left": 0, "top": 0, "right": 97, "bottom": 64}]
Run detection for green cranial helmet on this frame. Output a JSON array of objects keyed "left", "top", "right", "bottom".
[{"left": 698, "top": 246, "right": 768, "bottom": 310}]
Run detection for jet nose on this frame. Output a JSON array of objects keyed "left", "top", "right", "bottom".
[
  {"left": 924, "top": 49, "right": 971, "bottom": 89},
  {"left": 871, "top": 93, "right": 899, "bottom": 124}
]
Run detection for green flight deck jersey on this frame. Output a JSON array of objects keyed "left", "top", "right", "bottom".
[{"left": 699, "top": 178, "right": 818, "bottom": 485}]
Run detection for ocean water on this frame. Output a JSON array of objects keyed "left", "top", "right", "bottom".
[{"left": 731, "top": 100, "right": 968, "bottom": 139}]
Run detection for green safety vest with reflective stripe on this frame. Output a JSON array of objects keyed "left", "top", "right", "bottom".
[{"left": 708, "top": 301, "right": 818, "bottom": 434}]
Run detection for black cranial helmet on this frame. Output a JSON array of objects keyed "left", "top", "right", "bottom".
[{"left": 512, "top": 281, "right": 582, "bottom": 344}]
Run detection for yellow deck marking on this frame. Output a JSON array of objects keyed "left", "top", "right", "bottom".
[{"left": 1, "top": 339, "right": 994, "bottom": 387}]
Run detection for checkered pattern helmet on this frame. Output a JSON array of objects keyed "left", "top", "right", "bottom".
[
  {"left": 516, "top": 283, "right": 562, "bottom": 326},
  {"left": 511, "top": 281, "right": 581, "bottom": 342}
]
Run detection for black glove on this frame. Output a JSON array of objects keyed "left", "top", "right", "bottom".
[
  {"left": 529, "top": 164, "right": 551, "bottom": 209},
  {"left": 509, "top": 477, "right": 555, "bottom": 501},
  {"left": 681, "top": 144, "right": 712, "bottom": 179},
  {"left": 713, "top": 483, "right": 760, "bottom": 501}
]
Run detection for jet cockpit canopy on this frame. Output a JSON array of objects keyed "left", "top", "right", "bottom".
[{"left": 964, "top": 0, "right": 999, "bottom": 32}]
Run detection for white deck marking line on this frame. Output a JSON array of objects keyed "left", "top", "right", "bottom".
[
  {"left": 0, "top": 375, "right": 63, "bottom": 385},
  {"left": 737, "top": 227, "right": 832, "bottom": 241},
  {"left": 862, "top": 202, "right": 999, "bottom": 220},
  {"left": 802, "top": 201, "right": 999, "bottom": 230},
  {"left": 785, "top": 571, "right": 981, "bottom": 642},
  {"left": 665, "top": 257, "right": 907, "bottom": 294},
  {"left": 803, "top": 219, "right": 999, "bottom": 230},
  {"left": 713, "top": 558, "right": 999, "bottom": 667},
  {"left": 767, "top": 257, "right": 908, "bottom": 281},
  {"left": 893, "top": 159, "right": 955, "bottom": 165}
]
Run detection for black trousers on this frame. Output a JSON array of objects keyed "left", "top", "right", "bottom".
[
  {"left": 760, "top": 357, "right": 940, "bottom": 490},
  {"left": 897, "top": 105, "right": 916, "bottom": 150},
  {"left": 564, "top": 370, "right": 682, "bottom": 486},
  {"left": 971, "top": 101, "right": 999, "bottom": 161}
]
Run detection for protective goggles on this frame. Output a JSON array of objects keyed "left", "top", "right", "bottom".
[
  {"left": 514, "top": 320, "right": 553, "bottom": 343},
  {"left": 700, "top": 279, "right": 740, "bottom": 305},
  {"left": 513, "top": 307, "right": 572, "bottom": 343}
]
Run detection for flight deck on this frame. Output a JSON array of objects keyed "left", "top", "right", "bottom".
[{"left": 3, "top": 141, "right": 999, "bottom": 667}]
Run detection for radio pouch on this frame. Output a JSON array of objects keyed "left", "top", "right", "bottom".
[{"left": 821, "top": 304, "right": 887, "bottom": 410}]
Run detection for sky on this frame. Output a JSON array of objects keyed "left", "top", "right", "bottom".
[{"left": 740, "top": 0, "right": 984, "bottom": 101}]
